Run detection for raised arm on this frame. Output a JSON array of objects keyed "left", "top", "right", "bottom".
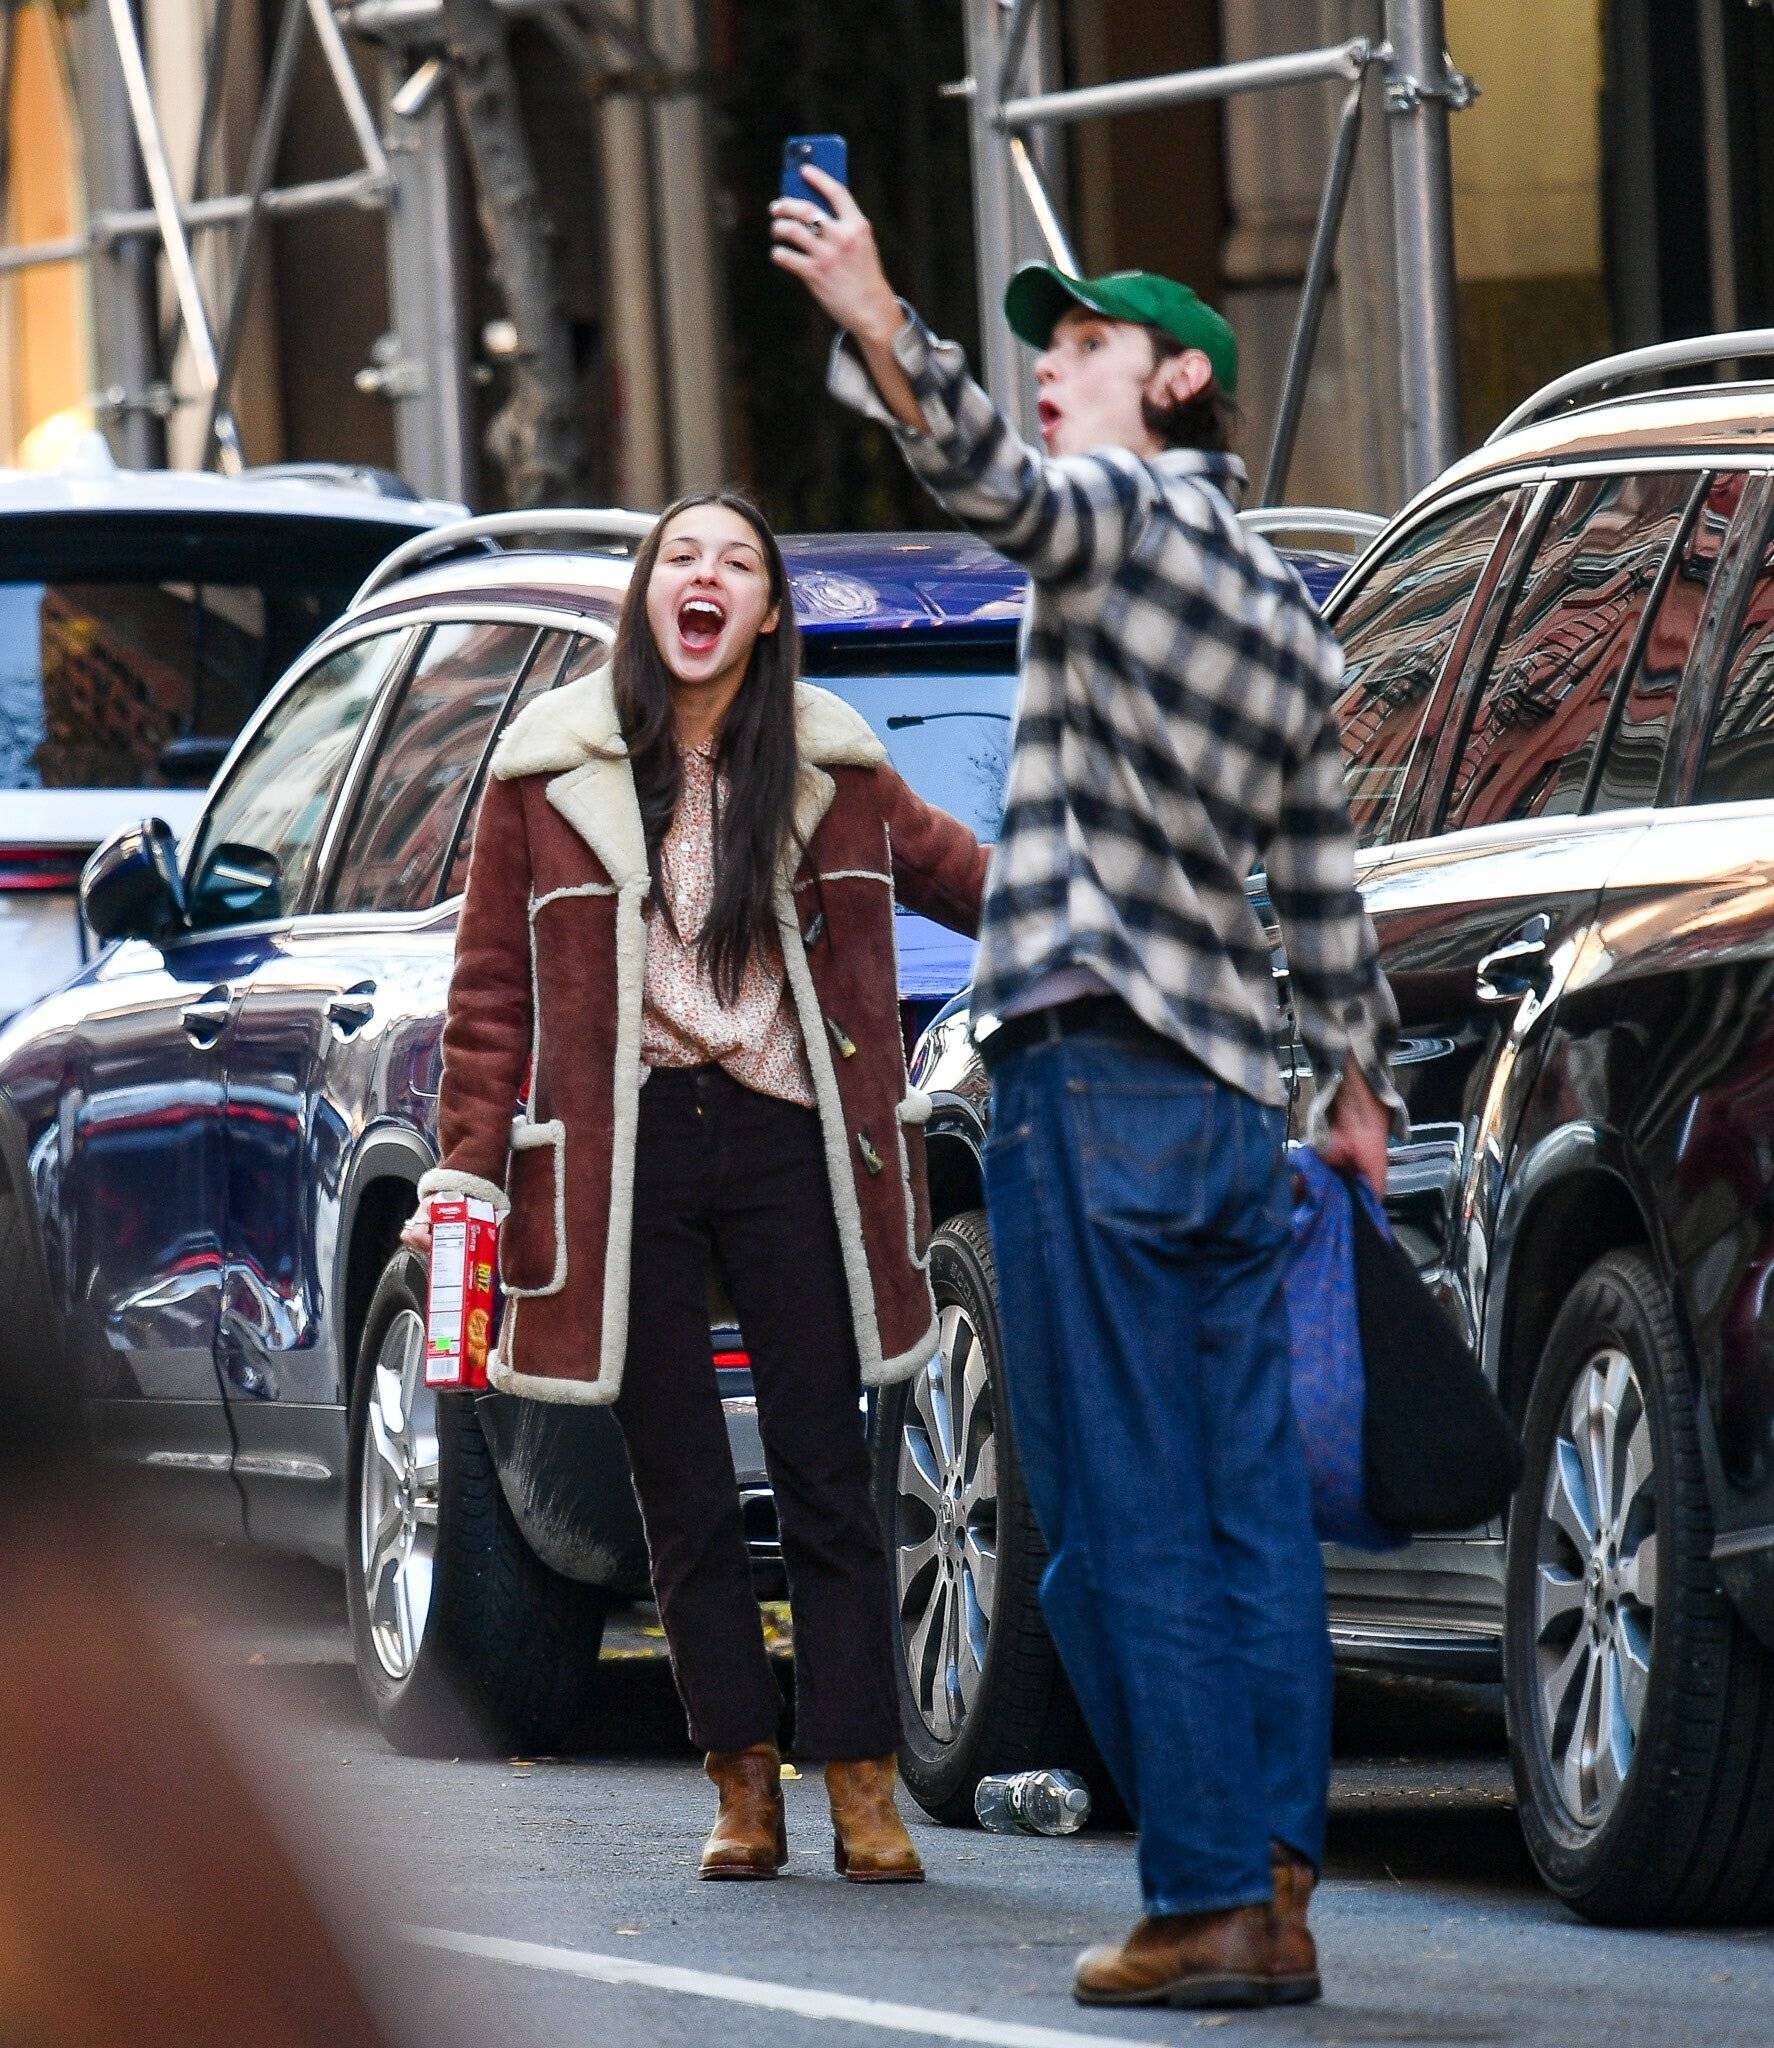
[
  {"left": 877, "top": 764, "right": 990, "bottom": 936},
  {"left": 771, "top": 168, "right": 1155, "bottom": 589}
]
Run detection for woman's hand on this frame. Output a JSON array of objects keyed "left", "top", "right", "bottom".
[
  {"left": 769, "top": 168, "right": 901, "bottom": 342},
  {"left": 399, "top": 1202, "right": 433, "bottom": 1257}
]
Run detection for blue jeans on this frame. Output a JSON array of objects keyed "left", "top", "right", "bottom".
[{"left": 983, "top": 1026, "right": 1331, "bottom": 1917}]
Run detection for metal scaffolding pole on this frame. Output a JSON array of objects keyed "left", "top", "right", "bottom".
[
  {"left": 1383, "top": 0, "right": 1469, "bottom": 495},
  {"left": 998, "top": 37, "right": 1373, "bottom": 130},
  {"left": 960, "top": 0, "right": 1070, "bottom": 444},
  {"left": 102, "top": 0, "right": 243, "bottom": 468},
  {"left": 74, "top": 2, "right": 165, "bottom": 465},
  {"left": 377, "top": 60, "right": 476, "bottom": 503},
  {"left": 1258, "top": 73, "right": 1368, "bottom": 508},
  {"left": 970, "top": 5, "right": 1471, "bottom": 507},
  {"left": 197, "top": 0, "right": 311, "bottom": 466}
]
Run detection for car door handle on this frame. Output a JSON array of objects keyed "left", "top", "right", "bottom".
[
  {"left": 326, "top": 981, "right": 377, "bottom": 1035},
  {"left": 1475, "top": 915, "right": 1552, "bottom": 1006},
  {"left": 180, "top": 989, "right": 232, "bottom": 1044}
]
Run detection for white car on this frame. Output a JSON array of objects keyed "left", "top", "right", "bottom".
[{"left": 0, "top": 447, "right": 460, "bottom": 1020}]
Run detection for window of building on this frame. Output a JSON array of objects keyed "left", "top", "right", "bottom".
[
  {"left": 1441, "top": 473, "right": 1694, "bottom": 833},
  {"left": 1327, "top": 491, "right": 1510, "bottom": 847}
]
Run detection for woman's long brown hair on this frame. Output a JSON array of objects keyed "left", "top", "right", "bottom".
[{"left": 611, "top": 490, "right": 802, "bottom": 1004}]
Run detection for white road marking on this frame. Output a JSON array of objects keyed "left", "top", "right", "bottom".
[{"left": 406, "top": 1926, "right": 1167, "bottom": 2048}]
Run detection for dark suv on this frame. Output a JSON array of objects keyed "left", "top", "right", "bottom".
[{"left": 900, "top": 367, "right": 1774, "bottom": 1924}]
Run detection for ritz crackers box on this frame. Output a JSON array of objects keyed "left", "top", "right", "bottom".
[{"left": 424, "top": 1195, "right": 498, "bottom": 1390}]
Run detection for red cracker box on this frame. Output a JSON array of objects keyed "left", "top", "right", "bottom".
[{"left": 425, "top": 1195, "right": 498, "bottom": 1390}]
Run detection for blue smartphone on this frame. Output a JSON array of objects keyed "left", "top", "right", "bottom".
[{"left": 781, "top": 134, "right": 848, "bottom": 214}]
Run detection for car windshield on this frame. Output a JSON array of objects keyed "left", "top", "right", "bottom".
[
  {"left": 818, "top": 671, "right": 1017, "bottom": 842},
  {"left": 0, "top": 517, "right": 424, "bottom": 792}
]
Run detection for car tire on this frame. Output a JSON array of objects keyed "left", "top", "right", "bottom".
[
  {"left": 872, "top": 1209, "right": 1109, "bottom": 1824},
  {"left": 1503, "top": 1247, "right": 1774, "bottom": 1923},
  {"left": 345, "top": 1248, "right": 610, "bottom": 1757}
]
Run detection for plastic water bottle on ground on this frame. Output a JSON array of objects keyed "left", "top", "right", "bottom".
[{"left": 973, "top": 1768, "right": 1091, "bottom": 1835}]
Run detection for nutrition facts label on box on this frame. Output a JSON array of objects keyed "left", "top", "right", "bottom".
[{"left": 424, "top": 1196, "right": 498, "bottom": 1388}]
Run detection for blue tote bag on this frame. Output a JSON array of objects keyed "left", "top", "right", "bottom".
[{"left": 1284, "top": 1146, "right": 1405, "bottom": 1552}]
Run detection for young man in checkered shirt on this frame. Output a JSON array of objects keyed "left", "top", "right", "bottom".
[{"left": 774, "top": 173, "right": 1402, "bottom": 2010}]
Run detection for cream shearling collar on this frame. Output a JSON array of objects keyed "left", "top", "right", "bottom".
[{"left": 489, "top": 666, "right": 886, "bottom": 782}]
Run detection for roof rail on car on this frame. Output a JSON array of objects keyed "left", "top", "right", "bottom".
[
  {"left": 353, "top": 506, "right": 659, "bottom": 607},
  {"left": 1486, "top": 329, "right": 1774, "bottom": 447},
  {"left": 1239, "top": 505, "right": 1385, "bottom": 554},
  {"left": 236, "top": 460, "right": 428, "bottom": 501}
]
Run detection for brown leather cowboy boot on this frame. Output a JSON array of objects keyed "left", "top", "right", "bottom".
[
  {"left": 699, "top": 1743, "right": 788, "bottom": 1880},
  {"left": 1268, "top": 1842, "right": 1321, "bottom": 2004},
  {"left": 823, "top": 1757, "right": 925, "bottom": 1882},
  {"left": 1072, "top": 1904, "right": 1271, "bottom": 2009}
]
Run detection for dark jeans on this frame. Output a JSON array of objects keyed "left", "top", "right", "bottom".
[
  {"left": 983, "top": 1020, "right": 1332, "bottom": 1916},
  {"left": 615, "top": 1065, "right": 903, "bottom": 1762}
]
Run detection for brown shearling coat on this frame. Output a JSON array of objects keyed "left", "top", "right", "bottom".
[{"left": 419, "top": 670, "right": 988, "bottom": 1403}]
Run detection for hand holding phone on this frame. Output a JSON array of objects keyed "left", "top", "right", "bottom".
[
  {"left": 781, "top": 135, "right": 848, "bottom": 214},
  {"left": 771, "top": 139, "right": 921, "bottom": 429}
]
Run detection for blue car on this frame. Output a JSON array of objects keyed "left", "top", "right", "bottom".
[{"left": 0, "top": 509, "right": 1362, "bottom": 1759}]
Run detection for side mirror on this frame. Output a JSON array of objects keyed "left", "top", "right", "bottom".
[
  {"left": 80, "top": 819, "right": 187, "bottom": 944},
  {"left": 188, "top": 841, "right": 282, "bottom": 928}
]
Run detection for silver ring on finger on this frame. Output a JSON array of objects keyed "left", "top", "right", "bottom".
[{"left": 811, "top": 217, "right": 824, "bottom": 237}]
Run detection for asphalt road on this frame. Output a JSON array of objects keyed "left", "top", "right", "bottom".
[{"left": 163, "top": 1549, "right": 1772, "bottom": 2048}]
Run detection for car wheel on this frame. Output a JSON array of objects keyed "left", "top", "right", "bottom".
[
  {"left": 1504, "top": 1247, "right": 1774, "bottom": 1923},
  {"left": 345, "top": 1247, "right": 610, "bottom": 1757},
  {"left": 873, "top": 1209, "right": 1104, "bottom": 1824}
]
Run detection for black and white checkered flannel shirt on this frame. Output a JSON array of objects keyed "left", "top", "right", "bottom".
[{"left": 830, "top": 311, "right": 1404, "bottom": 1137}]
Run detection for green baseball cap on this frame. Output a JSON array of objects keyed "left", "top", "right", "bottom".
[{"left": 1004, "top": 264, "right": 1238, "bottom": 396}]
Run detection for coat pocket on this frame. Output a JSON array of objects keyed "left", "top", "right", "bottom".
[{"left": 500, "top": 1118, "right": 567, "bottom": 1297}]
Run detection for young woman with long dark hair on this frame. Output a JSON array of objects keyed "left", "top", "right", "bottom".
[{"left": 408, "top": 492, "right": 987, "bottom": 1882}]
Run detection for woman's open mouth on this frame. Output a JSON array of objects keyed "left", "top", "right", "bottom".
[
  {"left": 677, "top": 596, "right": 727, "bottom": 654},
  {"left": 1036, "top": 399, "right": 1061, "bottom": 441}
]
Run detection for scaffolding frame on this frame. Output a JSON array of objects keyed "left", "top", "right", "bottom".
[
  {"left": 0, "top": 0, "right": 402, "bottom": 474},
  {"left": 959, "top": 0, "right": 1475, "bottom": 502},
  {"left": 0, "top": 0, "right": 1475, "bottom": 507},
  {"left": 0, "top": 0, "right": 727, "bottom": 502}
]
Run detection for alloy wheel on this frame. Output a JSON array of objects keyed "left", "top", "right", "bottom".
[
  {"left": 1532, "top": 1345, "right": 1659, "bottom": 1829},
  {"left": 358, "top": 1306, "right": 442, "bottom": 1681},
  {"left": 894, "top": 1303, "right": 1000, "bottom": 1742}
]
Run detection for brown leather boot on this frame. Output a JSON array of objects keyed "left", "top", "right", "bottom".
[
  {"left": 1072, "top": 1904, "right": 1271, "bottom": 2009},
  {"left": 699, "top": 1743, "right": 788, "bottom": 1880},
  {"left": 824, "top": 1757, "right": 925, "bottom": 1883},
  {"left": 1268, "top": 1842, "right": 1321, "bottom": 2004}
]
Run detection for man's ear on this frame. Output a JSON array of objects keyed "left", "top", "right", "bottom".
[{"left": 1149, "top": 346, "right": 1213, "bottom": 410}]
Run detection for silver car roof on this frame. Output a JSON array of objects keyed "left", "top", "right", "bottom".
[{"left": 0, "top": 467, "right": 462, "bottom": 528}]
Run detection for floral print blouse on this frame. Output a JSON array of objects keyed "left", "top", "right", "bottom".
[{"left": 639, "top": 739, "right": 815, "bottom": 1108}]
